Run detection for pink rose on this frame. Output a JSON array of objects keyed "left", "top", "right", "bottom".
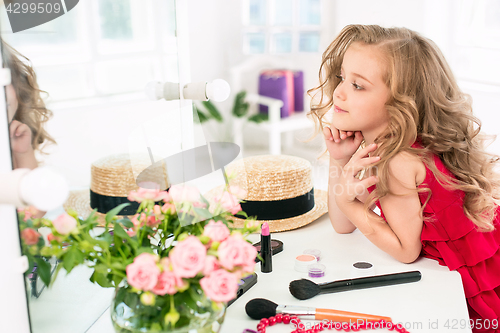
[
  {"left": 229, "top": 186, "right": 247, "bottom": 199},
  {"left": 52, "top": 213, "right": 77, "bottom": 235},
  {"left": 203, "top": 220, "right": 230, "bottom": 242},
  {"left": 203, "top": 255, "right": 220, "bottom": 276},
  {"left": 128, "top": 187, "right": 170, "bottom": 203},
  {"left": 193, "top": 201, "right": 207, "bottom": 208},
  {"left": 169, "top": 185, "right": 201, "bottom": 203},
  {"left": 217, "top": 192, "right": 242, "bottom": 215},
  {"left": 147, "top": 215, "right": 160, "bottom": 227},
  {"left": 20, "top": 206, "right": 39, "bottom": 221},
  {"left": 47, "top": 233, "right": 62, "bottom": 243},
  {"left": 126, "top": 253, "right": 161, "bottom": 291},
  {"left": 161, "top": 203, "right": 176, "bottom": 214},
  {"left": 21, "top": 228, "right": 41, "bottom": 245},
  {"left": 160, "top": 257, "right": 171, "bottom": 270},
  {"left": 200, "top": 269, "right": 238, "bottom": 303},
  {"left": 135, "top": 252, "right": 159, "bottom": 265},
  {"left": 170, "top": 236, "right": 206, "bottom": 278},
  {"left": 218, "top": 235, "right": 257, "bottom": 272},
  {"left": 153, "top": 205, "right": 165, "bottom": 220},
  {"left": 152, "top": 270, "right": 178, "bottom": 295},
  {"left": 131, "top": 213, "right": 146, "bottom": 227}
]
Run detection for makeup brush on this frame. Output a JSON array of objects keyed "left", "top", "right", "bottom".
[
  {"left": 289, "top": 270, "right": 422, "bottom": 300},
  {"left": 245, "top": 298, "right": 392, "bottom": 323}
]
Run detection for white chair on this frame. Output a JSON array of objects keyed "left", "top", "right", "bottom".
[{"left": 230, "top": 56, "right": 314, "bottom": 155}]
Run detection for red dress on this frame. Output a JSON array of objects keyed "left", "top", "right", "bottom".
[{"left": 369, "top": 148, "right": 500, "bottom": 332}]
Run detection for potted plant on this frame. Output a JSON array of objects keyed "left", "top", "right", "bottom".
[{"left": 193, "top": 91, "right": 268, "bottom": 144}]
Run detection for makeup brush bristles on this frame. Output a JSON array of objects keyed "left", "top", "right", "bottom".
[
  {"left": 245, "top": 298, "right": 278, "bottom": 320},
  {"left": 289, "top": 279, "right": 321, "bottom": 300}
]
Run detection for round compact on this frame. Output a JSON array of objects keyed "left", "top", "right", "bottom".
[
  {"left": 303, "top": 248, "right": 322, "bottom": 261},
  {"left": 308, "top": 263, "right": 326, "bottom": 278},
  {"left": 294, "top": 254, "right": 317, "bottom": 273},
  {"left": 352, "top": 261, "right": 375, "bottom": 277}
]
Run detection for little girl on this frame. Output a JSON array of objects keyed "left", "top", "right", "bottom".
[
  {"left": 2, "top": 39, "right": 55, "bottom": 170},
  {"left": 310, "top": 25, "right": 500, "bottom": 331}
]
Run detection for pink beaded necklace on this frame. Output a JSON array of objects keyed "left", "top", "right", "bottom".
[{"left": 248, "top": 313, "right": 410, "bottom": 333}]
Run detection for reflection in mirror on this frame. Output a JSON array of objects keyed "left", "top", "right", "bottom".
[{"left": 1, "top": 0, "right": 182, "bottom": 332}]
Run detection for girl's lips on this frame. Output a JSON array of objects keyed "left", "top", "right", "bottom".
[{"left": 334, "top": 105, "right": 348, "bottom": 113}]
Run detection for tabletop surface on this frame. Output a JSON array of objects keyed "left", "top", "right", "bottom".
[{"left": 84, "top": 214, "right": 471, "bottom": 333}]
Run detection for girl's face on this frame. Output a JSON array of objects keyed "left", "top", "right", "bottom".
[
  {"left": 332, "top": 42, "right": 391, "bottom": 143},
  {"left": 6, "top": 84, "right": 18, "bottom": 123}
]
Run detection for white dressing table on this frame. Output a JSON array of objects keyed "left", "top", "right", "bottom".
[{"left": 84, "top": 214, "right": 471, "bottom": 333}]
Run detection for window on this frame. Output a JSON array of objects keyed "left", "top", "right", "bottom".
[
  {"left": 242, "top": 0, "right": 321, "bottom": 54},
  {"left": 451, "top": 0, "right": 500, "bottom": 85},
  {"left": 0, "top": 0, "right": 178, "bottom": 106}
]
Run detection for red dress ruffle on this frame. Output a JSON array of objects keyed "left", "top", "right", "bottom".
[{"left": 368, "top": 146, "right": 500, "bottom": 332}]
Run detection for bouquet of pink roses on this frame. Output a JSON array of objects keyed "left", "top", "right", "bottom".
[{"left": 18, "top": 184, "right": 259, "bottom": 332}]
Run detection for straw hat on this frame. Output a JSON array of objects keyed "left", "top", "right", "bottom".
[
  {"left": 209, "top": 155, "right": 327, "bottom": 232},
  {"left": 64, "top": 154, "right": 168, "bottom": 225}
]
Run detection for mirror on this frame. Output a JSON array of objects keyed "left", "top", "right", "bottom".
[{"left": 1, "top": 1, "right": 191, "bottom": 331}]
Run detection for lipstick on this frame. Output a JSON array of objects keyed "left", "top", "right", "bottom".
[{"left": 261, "top": 222, "right": 272, "bottom": 273}]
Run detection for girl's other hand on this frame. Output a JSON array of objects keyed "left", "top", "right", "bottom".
[
  {"left": 9, "top": 120, "right": 33, "bottom": 154},
  {"left": 337, "top": 143, "right": 380, "bottom": 205},
  {"left": 9, "top": 120, "right": 38, "bottom": 170},
  {"left": 323, "top": 126, "right": 363, "bottom": 163}
]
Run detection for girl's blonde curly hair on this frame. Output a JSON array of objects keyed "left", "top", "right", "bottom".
[
  {"left": 309, "top": 25, "right": 500, "bottom": 231},
  {"left": 2, "top": 39, "right": 55, "bottom": 155}
]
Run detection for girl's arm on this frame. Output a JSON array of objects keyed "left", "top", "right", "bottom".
[
  {"left": 328, "top": 157, "right": 357, "bottom": 233},
  {"left": 336, "top": 146, "right": 424, "bottom": 263},
  {"left": 328, "top": 158, "right": 377, "bottom": 234},
  {"left": 324, "top": 129, "right": 368, "bottom": 233}
]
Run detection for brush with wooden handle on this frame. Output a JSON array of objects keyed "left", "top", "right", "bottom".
[{"left": 245, "top": 298, "right": 392, "bottom": 323}]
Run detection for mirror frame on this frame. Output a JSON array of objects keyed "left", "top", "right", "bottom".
[
  {"left": 0, "top": 0, "right": 193, "bottom": 331},
  {"left": 0, "top": 45, "right": 32, "bottom": 333}
]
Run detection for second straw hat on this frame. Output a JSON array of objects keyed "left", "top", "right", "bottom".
[{"left": 221, "top": 155, "right": 327, "bottom": 232}]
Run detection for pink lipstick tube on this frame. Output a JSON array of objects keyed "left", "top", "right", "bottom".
[{"left": 261, "top": 222, "right": 272, "bottom": 273}]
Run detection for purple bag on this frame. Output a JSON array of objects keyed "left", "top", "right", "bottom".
[
  {"left": 293, "top": 71, "right": 304, "bottom": 112},
  {"left": 258, "top": 70, "right": 294, "bottom": 118}
]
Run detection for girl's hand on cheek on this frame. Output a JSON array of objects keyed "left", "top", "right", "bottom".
[
  {"left": 323, "top": 127, "right": 363, "bottom": 163},
  {"left": 336, "top": 143, "right": 380, "bottom": 207},
  {"left": 10, "top": 120, "right": 33, "bottom": 155}
]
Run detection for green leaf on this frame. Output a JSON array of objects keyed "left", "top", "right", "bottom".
[
  {"left": 34, "top": 257, "right": 51, "bottom": 287},
  {"left": 113, "top": 222, "right": 132, "bottom": 242},
  {"left": 62, "top": 247, "right": 84, "bottom": 274},
  {"left": 193, "top": 105, "right": 209, "bottom": 124},
  {"left": 105, "top": 203, "right": 130, "bottom": 226},
  {"left": 201, "top": 100, "right": 223, "bottom": 122},
  {"left": 90, "top": 270, "right": 114, "bottom": 288},
  {"left": 193, "top": 207, "right": 213, "bottom": 219},
  {"left": 123, "top": 290, "right": 139, "bottom": 309},
  {"left": 117, "top": 218, "right": 134, "bottom": 229},
  {"left": 232, "top": 91, "right": 250, "bottom": 118},
  {"left": 248, "top": 113, "right": 269, "bottom": 123}
]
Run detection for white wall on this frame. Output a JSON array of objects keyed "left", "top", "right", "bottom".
[
  {"left": 186, "top": 0, "right": 500, "bottom": 155},
  {"left": 29, "top": 0, "right": 500, "bottom": 185}
]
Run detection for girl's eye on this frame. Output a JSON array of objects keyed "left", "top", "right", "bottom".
[
  {"left": 335, "top": 74, "right": 344, "bottom": 81},
  {"left": 352, "top": 82, "right": 363, "bottom": 90}
]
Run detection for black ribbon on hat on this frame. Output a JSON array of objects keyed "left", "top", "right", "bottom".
[
  {"left": 236, "top": 188, "right": 315, "bottom": 220},
  {"left": 90, "top": 190, "right": 140, "bottom": 215}
]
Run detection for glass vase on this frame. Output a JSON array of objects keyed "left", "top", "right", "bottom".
[{"left": 111, "top": 282, "right": 226, "bottom": 333}]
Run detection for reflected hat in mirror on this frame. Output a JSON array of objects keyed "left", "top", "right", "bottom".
[
  {"left": 207, "top": 155, "right": 327, "bottom": 232},
  {"left": 63, "top": 154, "right": 168, "bottom": 225}
]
